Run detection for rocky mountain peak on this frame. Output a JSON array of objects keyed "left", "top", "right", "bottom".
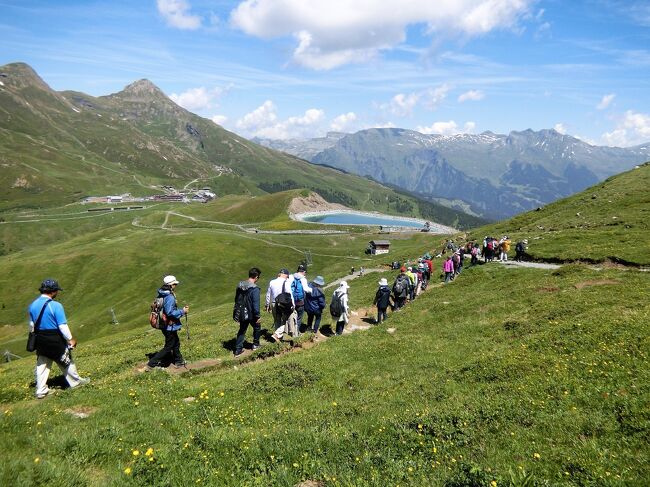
[
  {"left": 110, "top": 79, "right": 168, "bottom": 102},
  {"left": 0, "top": 62, "right": 54, "bottom": 92}
]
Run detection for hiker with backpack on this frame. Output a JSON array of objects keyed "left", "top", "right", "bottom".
[
  {"left": 330, "top": 281, "right": 350, "bottom": 335},
  {"left": 404, "top": 267, "right": 416, "bottom": 301},
  {"left": 515, "top": 239, "right": 528, "bottom": 261},
  {"left": 148, "top": 275, "right": 190, "bottom": 368},
  {"left": 470, "top": 243, "right": 479, "bottom": 266},
  {"left": 373, "top": 278, "right": 392, "bottom": 324},
  {"left": 392, "top": 267, "right": 410, "bottom": 310},
  {"left": 266, "top": 268, "right": 295, "bottom": 342},
  {"left": 288, "top": 264, "right": 312, "bottom": 333},
  {"left": 233, "top": 267, "right": 262, "bottom": 357},
  {"left": 305, "top": 275, "right": 326, "bottom": 334},
  {"left": 452, "top": 250, "right": 461, "bottom": 277},
  {"left": 443, "top": 256, "right": 455, "bottom": 283},
  {"left": 500, "top": 236, "right": 511, "bottom": 261},
  {"left": 27, "top": 279, "right": 90, "bottom": 399}
]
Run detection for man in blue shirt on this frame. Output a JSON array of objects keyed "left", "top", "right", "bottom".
[
  {"left": 147, "top": 275, "right": 190, "bottom": 368},
  {"left": 28, "top": 279, "right": 89, "bottom": 399}
]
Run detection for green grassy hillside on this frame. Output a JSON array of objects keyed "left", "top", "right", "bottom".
[
  {"left": 0, "top": 132, "right": 648, "bottom": 485},
  {"left": 0, "top": 245, "right": 647, "bottom": 485},
  {"left": 464, "top": 162, "right": 650, "bottom": 265}
]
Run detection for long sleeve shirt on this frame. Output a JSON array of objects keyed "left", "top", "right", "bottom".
[{"left": 265, "top": 277, "right": 295, "bottom": 308}]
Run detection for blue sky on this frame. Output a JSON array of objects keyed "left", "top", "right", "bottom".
[{"left": 1, "top": 0, "right": 649, "bottom": 146}]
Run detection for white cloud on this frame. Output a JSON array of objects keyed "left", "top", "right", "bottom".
[
  {"left": 381, "top": 84, "right": 450, "bottom": 117},
  {"left": 601, "top": 110, "right": 650, "bottom": 147},
  {"left": 416, "top": 120, "right": 476, "bottom": 135},
  {"left": 157, "top": 0, "right": 202, "bottom": 30},
  {"left": 597, "top": 93, "right": 616, "bottom": 110},
  {"left": 553, "top": 123, "right": 567, "bottom": 134},
  {"left": 385, "top": 93, "right": 420, "bottom": 117},
  {"left": 422, "top": 84, "right": 451, "bottom": 110},
  {"left": 236, "top": 101, "right": 325, "bottom": 139},
  {"left": 330, "top": 112, "right": 358, "bottom": 132},
  {"left": 169, "top": 86, "right": 224, "bottom": 111},
  {"left": 230, "top": 0, "right": 534, "bottom": 69},
  {"left": 211, "top": 115, "right": 228, "bottom": 125},
  {"left": 458, "top": 89, "right": 485, "bottom": 102}
]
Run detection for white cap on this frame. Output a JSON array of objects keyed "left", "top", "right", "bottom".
[
  {"left": 339, "top": 281, "right": 350, "bottom": 290},
  {"left": 163, "top": 275, "right": 180, "bottom": 285}
]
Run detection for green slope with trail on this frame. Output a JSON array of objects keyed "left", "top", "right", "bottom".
[{"left": 0, "top": 144, "right": 648, "bottom": 486}]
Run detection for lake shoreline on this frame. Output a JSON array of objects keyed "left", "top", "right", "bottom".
[{"left": 291, "top": 209, "right": 456, "bottom": 234}]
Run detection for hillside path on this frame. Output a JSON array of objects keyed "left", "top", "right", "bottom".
[
  {"left": 498, "top": 260, "right": 561, "bottom": 270},
  {"left": 325, "top": 268, "right": 387, "bottom": 289}
]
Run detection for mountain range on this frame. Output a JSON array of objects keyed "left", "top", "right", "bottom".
[
  {"left": 0, "top": 62, "right": 483, "bottom": 228},
  {"left": 255, "top": 129, "right": 650, "bottom": 219}
]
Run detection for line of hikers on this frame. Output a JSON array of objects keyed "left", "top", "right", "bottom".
[
  {"left": 26, "top": 236, "right": 529, "bottom": 396},
  {"left": 441, "top": 236, "right": 529, "bottom": 266}
]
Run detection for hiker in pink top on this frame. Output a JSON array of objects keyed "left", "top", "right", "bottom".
[{"left": 443, "top": 256, "right": 455, "bottom": 284}]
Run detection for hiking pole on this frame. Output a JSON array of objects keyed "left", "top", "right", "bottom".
[{"left": 185, "top": 310, "right": 190, "bottom": 340}]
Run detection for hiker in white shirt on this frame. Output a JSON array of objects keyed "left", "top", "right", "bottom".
[{"left": 265, "top": 268, "right": 294, "bottom": 341}]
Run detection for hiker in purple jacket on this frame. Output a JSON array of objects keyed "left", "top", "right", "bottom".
[{"left": 443, "top": 256, "right": 455, "bottom": 283}]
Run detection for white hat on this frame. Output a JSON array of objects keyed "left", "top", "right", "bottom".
[
  {"left": 339, "top": 281, "right": 350, "bottom": 290},
  {"left": 163, "top": 275, "right": 180, "bottom": 285},
  {"left": 378, "top": 278, "right": 388, "bottom": 286}
]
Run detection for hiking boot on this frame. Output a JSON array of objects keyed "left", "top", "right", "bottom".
[
  {"left": 252, "top": 345, "right": 260, "bottom": 351},
  {"left": 234, "top": 349, "right": 245, "bottom": 357},
  {"left": 172, "top": 361, "right": 187, "bottom": 368}
]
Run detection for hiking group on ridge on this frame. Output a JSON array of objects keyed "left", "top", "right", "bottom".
[{"left": 25, "top": 234, "right": 528, "bottom": 397}]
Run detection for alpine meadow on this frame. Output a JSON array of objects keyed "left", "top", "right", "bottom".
[{"left": 1, "top": 1, "right": 650, "bottom": 486}]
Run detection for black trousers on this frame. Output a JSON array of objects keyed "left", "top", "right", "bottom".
[
  {"left": 235, "top": 320, "right": 261, "bottom": 352},
  {"left": 377, "top": 307, "right": 388, "bottom": 323},
  {"left": 307, "top": 312, "right": 322, "bottom": 333},
  {"left": 148, "top": 328, "right": 183, "bottom": 366}
]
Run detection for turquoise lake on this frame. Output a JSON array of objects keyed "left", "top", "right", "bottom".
[{"left": 303, "top": 212, "right": 426, "bottom": 228}]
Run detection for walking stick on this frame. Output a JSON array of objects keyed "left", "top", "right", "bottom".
[{"left": 185, "top": 312, "right": 190, "bottom": 340}]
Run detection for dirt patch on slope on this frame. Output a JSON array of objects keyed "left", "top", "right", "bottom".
[
  {"left": 574, "top": 279, "right": 621, "bottom": 290},
  {"left": 288, "top": 192, "right": 347, "bottom": 214}
]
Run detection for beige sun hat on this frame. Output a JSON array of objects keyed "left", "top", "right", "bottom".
[{"left": 163, "top": 275, "right": 180, "bottom": 285}]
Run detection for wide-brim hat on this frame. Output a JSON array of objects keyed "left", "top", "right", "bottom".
[
  {"left": 313, "top": 275, "right": 325, "bottom": 286},
  {"left": 378, "top": 278, "right": 388, "bottom": 286},
  {"left": 163, "top": 275, "right": 180, "bottom": 285}
]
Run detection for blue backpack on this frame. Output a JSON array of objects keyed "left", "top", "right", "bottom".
[{"left": 291, "top": 277, "right": 305, "bottom": 301}]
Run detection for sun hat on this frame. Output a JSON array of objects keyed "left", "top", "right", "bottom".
[
  {"left": 378, "top": 278, "right": 388, "bottom": 286},
  {"left": 313, "top": 275, "right": 325, "bottom": 286},
  {"left": 39, "top": 279, "right": 62, "bottom": 292},
  {"left": 163, "top": 275, "right": 180, "bottom": 285},
  {"left": 339, "top": 281, "right": 350, "bottom": 290}
]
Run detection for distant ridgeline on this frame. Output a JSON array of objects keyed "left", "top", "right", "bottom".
[
  {"left": 0, "top": 62, "right": 480, "bottom": 230},
  {"left": 256, "top": 129, "right": 650, "bottom": 219}
]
